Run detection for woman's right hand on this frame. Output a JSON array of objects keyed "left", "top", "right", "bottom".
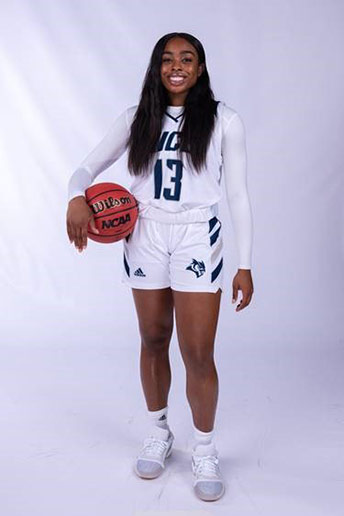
[{"left": 66, "top": 196, "right": 99, "bottom": 252}]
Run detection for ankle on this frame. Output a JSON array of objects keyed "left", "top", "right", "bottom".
[
  {"left": 192, "top": 421, "right": 215, "bottom": 448},
  {"left": 147, "top": 405, "right": 169, "bottom": 429}
]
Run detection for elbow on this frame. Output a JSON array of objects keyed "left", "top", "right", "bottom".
[{"left": 226, "top": 190, "right": 247, "bottom": 205}]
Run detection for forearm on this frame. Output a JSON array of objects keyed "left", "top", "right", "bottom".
[
  {"left": 221, "top": 111, "right": 254, "bottom": 270},
  {"left": 226, "top": 190, "right": 253, "bottom": 269}
]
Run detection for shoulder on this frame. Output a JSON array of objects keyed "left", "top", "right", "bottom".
[
  {"left": 125, "top": 104, "right": 139, "bottom": 116},
  {"left": 217, "top": 100, "right": 245, "bottom": 137},
  {"left": 217, "top": 100, "right": 241, "bottom": 125},
  {"left": 124, "top": 104, "right": 138, "bottom": 127}
]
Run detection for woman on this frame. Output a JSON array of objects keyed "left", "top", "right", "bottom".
[{"left": 66, "top": 32, "right": 254, "bottom": 502}]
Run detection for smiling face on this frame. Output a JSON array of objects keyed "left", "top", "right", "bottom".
[{"left": 160, "top": 37, "right": 204, "bottom": 106}]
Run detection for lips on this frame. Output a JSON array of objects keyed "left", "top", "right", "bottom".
[{"left": 168, "top": 75, "right": 187, "bottom": 85}]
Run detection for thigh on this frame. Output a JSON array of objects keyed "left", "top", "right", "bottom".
[
  {"left": 131, "top": 287, "right": 174, "bottom": 346},
  {"left": 172, "top": 289, "right": 222, "bottom": 363}
]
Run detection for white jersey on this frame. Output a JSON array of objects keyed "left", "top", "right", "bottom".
[
  {"left": 128, "top": 103, "right": 224, "bottom": 223},
  {"left": 67, "top": 101, "right": 253, "bottom": 269}
]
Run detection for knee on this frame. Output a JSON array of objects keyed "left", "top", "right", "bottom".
[
  {"left": 183, "top": 346, "right": 215, "bottom": 374},
  {"left": 140, "top": 323, "right": 173, "bottom": 353}
]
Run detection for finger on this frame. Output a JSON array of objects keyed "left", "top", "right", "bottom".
[
  {"left": 75, "top": 226, "right": 83, "bottom": 252},
  {"left": 236, "top": 298, "right": 243, "bottom": 311},
  {"left": 89, "top": 217, "right": 100, "bottom": 234},
  {"left": 236, "top": 292, "right": 251, "bottom": 311},
  {"left": 232, "top": 284, "right": 238, "bottom": 304},
  {"left": 81, "top": 226, "right": 88, "bottom": 249},
  {"left": 66, "top": 220, "right": 74, "bottom": 243}
]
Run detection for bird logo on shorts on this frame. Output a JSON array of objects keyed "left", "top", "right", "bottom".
[{"left": 186, "top": 259, "right": 206, "bottom": 278}]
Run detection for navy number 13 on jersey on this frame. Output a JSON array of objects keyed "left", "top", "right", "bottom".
[{"left": 154, "top": 159, "right": 183, "bottom": 201}]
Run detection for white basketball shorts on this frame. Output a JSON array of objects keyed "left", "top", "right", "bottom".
[{"left": 120, "top": 215, "right": 224, "bottom": 293}]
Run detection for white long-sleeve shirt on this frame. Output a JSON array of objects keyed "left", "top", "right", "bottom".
[{"left": 67, "top": 101, "right": 253, "bottom": 269}]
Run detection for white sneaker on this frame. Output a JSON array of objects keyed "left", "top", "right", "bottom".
[
  {"left": 191, "top": 442, "right": 225, "bottom": 501},
  {"left": 134, "top": 425, "right": 174, "bottom": 479}
]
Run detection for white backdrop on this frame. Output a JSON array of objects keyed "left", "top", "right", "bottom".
[{"left": 1, "top": 1, "right": 343, "bottom": 515}]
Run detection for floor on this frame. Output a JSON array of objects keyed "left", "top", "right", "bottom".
[{"left": 1, "top": 338, "right": 343, "bottom": 516}]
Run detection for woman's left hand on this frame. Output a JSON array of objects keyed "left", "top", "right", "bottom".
[{"left": 232, "top": 269, "right": 254, "bottom": 312}]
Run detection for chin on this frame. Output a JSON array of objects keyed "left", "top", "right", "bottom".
[{"left": 164, "top": 83, "right": 189, "bottom": 93}]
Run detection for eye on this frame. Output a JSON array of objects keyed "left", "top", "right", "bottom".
[{"left": 162, "top": 57, "right": 192, "bottom": 63}]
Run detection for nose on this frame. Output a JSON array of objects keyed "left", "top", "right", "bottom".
[{"left": 171, "top": 60, "right": 182, "bottom": 71}]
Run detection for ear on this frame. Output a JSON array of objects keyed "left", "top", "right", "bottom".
[{"left": 198, "top": 63, "right": 205, "bottom": 77}]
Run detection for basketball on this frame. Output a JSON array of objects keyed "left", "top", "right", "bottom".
[{"left": 85, "top": 182, "right": 139, "bottom": 243}]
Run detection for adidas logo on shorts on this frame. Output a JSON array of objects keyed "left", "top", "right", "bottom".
[{"left": 134, "top": 267, "right": 146, "bottom": 277}]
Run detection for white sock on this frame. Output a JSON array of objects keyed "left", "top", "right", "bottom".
[
  {"left": 147, "top": 405, "right": 169, "bottom": 430},
  {"left": 193, "top": 421, "right": 215, "bottom": 448}
]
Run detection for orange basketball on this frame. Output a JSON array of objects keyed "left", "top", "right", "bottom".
[{"left": 85, "top": 182, "right": 138, "bottom": 243}]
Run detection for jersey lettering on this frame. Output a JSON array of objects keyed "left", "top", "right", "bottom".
[{"left": 154, "top": 130, "right": 183, "bottom": 201}]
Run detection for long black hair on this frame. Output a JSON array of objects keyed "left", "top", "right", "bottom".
[{"left": 127, "top": 32, "right": 219, "bottom": 177}]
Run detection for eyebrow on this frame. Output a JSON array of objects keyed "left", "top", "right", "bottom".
[{"left": 162, "top": 50, "right": 195, "bottom": 56}]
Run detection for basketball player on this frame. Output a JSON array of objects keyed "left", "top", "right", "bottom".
[{"left": 66, "top": 32, "right": 254, "bottom": 502}]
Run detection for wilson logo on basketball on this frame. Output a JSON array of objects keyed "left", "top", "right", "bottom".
[
  {"left": 91, "top": 195, "right": 132, "bottom": 214},
  {"left": 85, "top": 182, "right": 139, "bottom": 244}
]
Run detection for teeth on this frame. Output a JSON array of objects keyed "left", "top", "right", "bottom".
[{"left": 169, "top": 76, "right": 185, "bottom": 84}]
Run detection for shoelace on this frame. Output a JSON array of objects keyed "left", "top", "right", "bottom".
[
  {"left": 193, "top": 454, "right": 221, "bottom": 477},
  {"left": 141, "top": 437, "right": 169, "bottom": 457}
]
